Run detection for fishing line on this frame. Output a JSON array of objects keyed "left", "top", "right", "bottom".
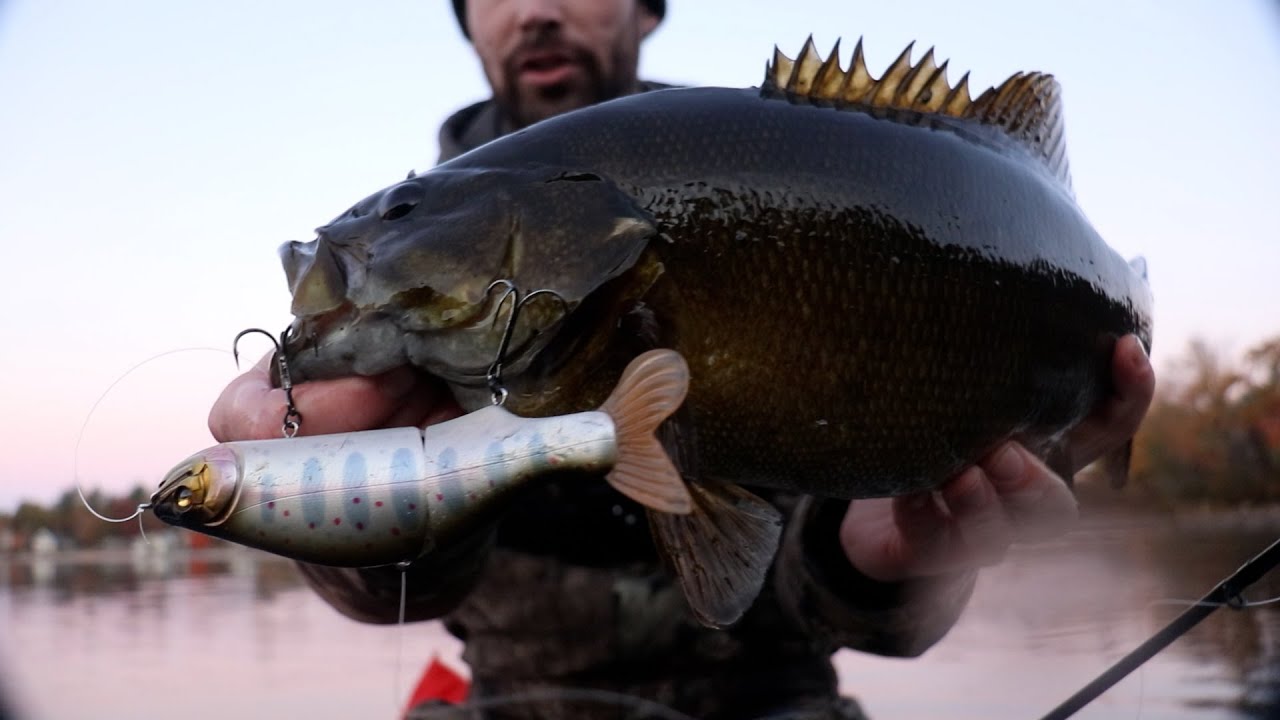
[
  {"left": 1126, "top": 590, "right": 1280, "bottom": 719},
  {"left": 394, "top": 562, "right": 409, "bottom": 715},
  {"left": 1122, "top": 591, "right": 1280, "bottom": 719},
  {"left": 1039, "top": 535, "right": 1280, "bottom": 720},
  {"left": 73, "top": 347, "right": 232, "bottom": 530}
]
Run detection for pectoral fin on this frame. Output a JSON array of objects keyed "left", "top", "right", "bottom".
[
  {"left": 648, "top": 479, "right": 783, "bottom": 628},
  {"left": 638, "top": 369, "right": 781, "bottom": 628}
]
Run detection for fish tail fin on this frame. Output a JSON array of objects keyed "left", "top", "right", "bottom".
[
  {"left": 599, "top": 349, "right": 694, "bottom": 515},
  {"left": 648, "top": 479, "right": 783, "bottom": 628}
]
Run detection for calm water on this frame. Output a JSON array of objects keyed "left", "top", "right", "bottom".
[{"left": 3, "top": 513, "right": 1280, "bottom": 720}]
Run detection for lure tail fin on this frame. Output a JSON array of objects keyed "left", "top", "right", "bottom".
[{"left": 599, "top": 349, "right": 694, "bottom": 515}]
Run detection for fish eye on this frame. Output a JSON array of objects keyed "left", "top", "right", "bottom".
[
  {"left": 176, "top": 486, "right": 194, "bottom": 509},
  {"left": 378, "top": 183, "right": 424, "bottom": 222}
]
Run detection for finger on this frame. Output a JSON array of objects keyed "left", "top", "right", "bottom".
[
  {"left": 208, "top": 353, "right": 276, "bottom": 442},
  {"left": 890, "top": 491, "right": 951, "bottom": 563},
  {"left": 384, "top": 376, "right": 466, "bottom": 429},
  {"left": 210, "top": 360, "right": 425, "bottom": 442},
  {"left": 982, "top": 443, "right": 1079, "bottom": 543},
  {"left": 940, "top": 465, "right": 1013, "bottom": 569},
  {"left": 1067, "top": 334, "right": 1156, "bottom": 467},
  {"left": 841, "top": 494, "right": 947, "bottom": 583},
  {"left": 285, "top": 368, "right": 423, "bottom": 436}
]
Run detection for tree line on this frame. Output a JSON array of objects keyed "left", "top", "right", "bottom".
[
  {"left": 3, "top": 485, "right": 167, "bottom": 549},
  {"left": 1116, "top": 335, "right": 1280, "bottom": 508}
]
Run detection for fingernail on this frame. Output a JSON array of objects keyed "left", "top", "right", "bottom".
[{"left": 989, "top": 444, "right": 1024, "bottom": 486}]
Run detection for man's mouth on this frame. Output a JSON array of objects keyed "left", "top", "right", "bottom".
[{"left": 517, "top": 50, "right": 581, "bottom": 88}]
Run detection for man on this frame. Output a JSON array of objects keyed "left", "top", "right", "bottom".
[
  {"left": 210, "top": 1, "right": 1156, "bottom": 717},
  {"left": 440, "top": 0, "right": 669, "bottom": 160}
]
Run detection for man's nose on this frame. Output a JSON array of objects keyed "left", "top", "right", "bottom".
[{"left": 510, "top": 0, "right": 564, "bottom": 30}]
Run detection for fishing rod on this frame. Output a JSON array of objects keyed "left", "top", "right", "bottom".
[{"left": 1038, "top": 534, "right": 1280, "bottom": 720}]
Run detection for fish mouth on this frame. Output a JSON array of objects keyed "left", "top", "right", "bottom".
[
  {"left": 278, "top": 284, "right": 568, "bottom": 405},
  {"left": 280, "top": 303, "right": 424, "bottom": 384}
]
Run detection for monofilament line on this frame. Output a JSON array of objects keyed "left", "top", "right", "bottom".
[
  {"left": 395, "top": 563, "right": 409, "bottom": 714},
  {"left": 73, "top": 347, "right": 230, "bottom": 527}
]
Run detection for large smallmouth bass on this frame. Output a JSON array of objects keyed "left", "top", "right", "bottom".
[{"left": 272, "top": 39, "right": 1153, "bottom": 626}]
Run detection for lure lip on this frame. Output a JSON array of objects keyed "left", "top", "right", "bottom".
[{"left": 152, "top": 444, "right": 242, "bottom": 527}]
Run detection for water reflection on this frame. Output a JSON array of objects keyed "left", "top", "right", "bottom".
[
  {"left": 835, "top": 514, "right": 1280, "bottom": 719},
  {"left": 1, "top": 515, "right": 1278, "bottom": 719},
  {"left": 1143, "top": 523, "right": 1280, "bottom": 719}
]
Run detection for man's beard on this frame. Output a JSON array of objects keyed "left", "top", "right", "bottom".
[{"left": 498, "top": 28, "right": 635, "bottom": 129}]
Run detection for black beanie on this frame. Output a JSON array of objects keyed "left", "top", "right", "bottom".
[{"left": 450, "top": 0, "right": 667, "bottom": 40}]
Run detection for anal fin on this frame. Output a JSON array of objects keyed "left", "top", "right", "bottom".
[{"left": 648, "top": 479, "right": 783, "bottom": 628}]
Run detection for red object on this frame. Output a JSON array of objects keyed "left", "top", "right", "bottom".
[{"left": 403, "top": 657, "right": 470, "bottom": 715}]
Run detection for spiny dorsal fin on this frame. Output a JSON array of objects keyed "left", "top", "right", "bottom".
[{"left": 762, "top": 36, "right": 1071, "bottom": 188}]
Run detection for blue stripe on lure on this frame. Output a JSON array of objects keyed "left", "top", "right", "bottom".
[{"left": 150, "top": 349, "right": 693, "bottom": 568}]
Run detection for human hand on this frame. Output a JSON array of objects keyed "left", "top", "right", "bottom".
[
  {"left": 208, "top": 353, "right": 463, "bottom": 442},
  {"left": 840, "top": 334, "right": 1155, "bottom": 583}
]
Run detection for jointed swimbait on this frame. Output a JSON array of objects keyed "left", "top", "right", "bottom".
[{"left": 151, "top": 350, "right": 693, "bottom": 567}]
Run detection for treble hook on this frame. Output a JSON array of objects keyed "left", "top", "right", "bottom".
[
  {"left": 484, "top": 280, "right": 569, "bottom": 406},
  {"left": 233, "top": 327, "right": 303, "bottom": 438}
]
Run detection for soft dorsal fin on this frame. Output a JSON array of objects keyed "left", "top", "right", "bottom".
[{"left": 762, "top": 36, "right": 1072, "bottom": 189}]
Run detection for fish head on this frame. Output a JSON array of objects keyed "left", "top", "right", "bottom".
[
  {"left": 277, "top": 166, "right": 656, "bottom": 390},
  {"left": 151, "top": 445, "right": 241, "bottom": 527}
]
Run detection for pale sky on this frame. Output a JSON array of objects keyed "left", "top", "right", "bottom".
[{"left": 1, "top": 1, "right": 1277, "bottom": 511}]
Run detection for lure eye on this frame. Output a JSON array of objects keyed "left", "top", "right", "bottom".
[
  {"left": 155, "top": 448, "right": 240, "bottom": 526},
  {"left": 377, "top": 182, "right": 424, "bottom": 222}
]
